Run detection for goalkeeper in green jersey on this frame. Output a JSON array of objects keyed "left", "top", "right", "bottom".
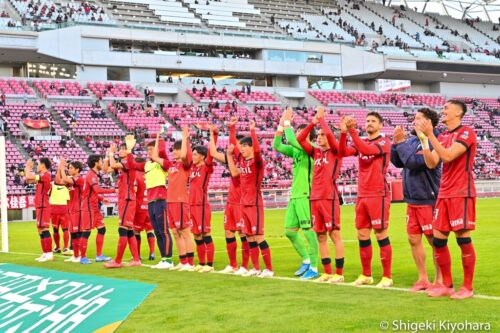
[{"left": 273, "top": 108, "right": 319, "bottom": 279}]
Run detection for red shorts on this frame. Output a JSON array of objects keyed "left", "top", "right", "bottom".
[
  {"left": 133, "top": 210, "right": 153, "bottom": 233},
  {"left": 407, "top": 204, "right": 433, "bottom": 236},
  {"left": 311, "top": 199, "right": 340, "bottom": 233},
  {"left": 69, "top": 211, "right": 83, "bottom": 233},
  {"left": 51, "top": 205, "right": 69, "bottom": 229},
  {"left": 224, "top": 203, "right": 243, "bottom": 231},
  {"left": 36, "top": 207, "right": 51, "bottom": 229},
  {"left": 242, "top": 205, "right": 264, "bottom": 236},
  {"left": 433, "top": 197, "right": 476, "bottom": 232},
  {"left": 355, "top": 196, "right": 390, "bottom": 230},
  {"left": 190, "top": 204, "right": 211, "bottom": 234},
  {"left": 168, "top": 202, "right": 191, "bottom": 230},
  {"left": 118, "top": 200, "right": 136, "bottom": 228},
  {"left": 81, "top": 209, "right": 105, "bottom": 230}
]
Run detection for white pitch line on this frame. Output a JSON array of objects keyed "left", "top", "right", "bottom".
[{"left": 3, "top": 251, "right": 499, "bottom": 301}]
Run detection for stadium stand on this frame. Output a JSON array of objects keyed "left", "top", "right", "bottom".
[
  {"left": 86, "top": 82, "right": 142, "bottom": 100},
  {"left": 0, "top": 79, "right": 34, "bottom": 97},
  {"left": 53, "top": 103, "right": 125, "bottom": 137}
]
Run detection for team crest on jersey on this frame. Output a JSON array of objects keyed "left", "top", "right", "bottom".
[
  {"left": 379, "top": 140, "right": 385, "bottom": 145},
  {"left": 461, "top": 131, "right": 469, "bottom": 139}
]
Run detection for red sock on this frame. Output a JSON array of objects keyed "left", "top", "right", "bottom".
[
  {"left": 80, "top": 237, "right": 89, "bottom": 258},
  {"left": 379, "top": 239, "right": 392, "bottom": 278},
  {"left": 180, "top": 256, "right": 187, "bottom": 264},
  {"left": 322, "top": 258, "right": 332, "bottom": 274},
  {"left": 226, "top": 238, "right": 238, "bottom": 268},
  {"left": 359, "top": 240, "right": 373, "bottom": 277},
  {"left": 45, "top": 236, "right": 52, "bottom": 253},
  {"left": 73, "top": 237, "right": 80, "bottom": 258},
  {"left": 128, "top": 235, "right": 140, "bottom": 261},
  {"left": 196, "top": 240, "right": 206, "bottom": 265},
  {"left": 241, "top": 238, "right": 250, "bottom": 269},
  {"left": 96, "top": 232, "right": 105, "bottom": 257},
  {"left": 259, "top": 242, "right": 272, "bottom": 271},
  {"left": 249, "top": 242, "right": 260, "bottom": 270},
  {"left": 136, "top": 235, "right": 142, "bottom": 258},
  {"left": 335, "top": 258, "right": 344, "bottom": 275},
  {"left": 53, "top": 230, "right": 60, "bottom": 249},
  {"left": 63, "top": 229, "right": 70, "bottom": 249},
  {"left": 115, "top": 236, "right": 128, "bottom": 264},
  {"left": 205, "top": 238, "right": 215, "bottom": 266},
  {"left": 147, "top": 232, "right": 155, "bottom": 255},
  {"left": 435, "top": 245, "right": 453, "bottom": 287},
  {"left": 459, "top": 240, "right": 476, "bottom": 290},
  {"left": 187, "top": 253, "right": 194, "bottom": 265}
]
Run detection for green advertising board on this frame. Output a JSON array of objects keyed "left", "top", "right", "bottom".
[{"left": 0, "top": 264, "right": 155, "bottom": 332}]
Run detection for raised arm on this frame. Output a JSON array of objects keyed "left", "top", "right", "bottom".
[
  {"left": 59, "top": 160, "right": 74, "bottom": 185},
  {"left": 152, "top": 132, "right": 172, "bottom": 170},
  {"left": 390, "top": 145, "right": 404, "bottom": 168},
  {"left": 24, "top": 159, "right": 36, "bottom": 183},
  {"left": 228, "top": 116, "right": 240, "bottom": 156},
  {"left": 209, "top": 125, "right": 226, "bottom": 164},
  {"left": 273, "top": 127, "right": 294, "bottom": 158},
  {"left": 226, "top": 144, "right": 240, "bottom": 177},
  {"left": 180, "top": 126, "right": 192, "bottom": 166},
  {"left": 250, "top": 121, "right": 262, "bottom": 164},
  {"left": 91, "top": 179, "right": 116, "bottom": 194},
  {"left": 417, "top": 119, "right": 471, "bottom": 165},
  {"left": 394, "top": 140, "right": 427, "bottom": 170},
  {"left": 348, "top": 129, "right": 384, "bottom": 156},
  {"left": 127, "top": 153, "right": 145, "bottom": 172},
  {"left": 338, "top": 117, "right": 358, "bottom": 157}
]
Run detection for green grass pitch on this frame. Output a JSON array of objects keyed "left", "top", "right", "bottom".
[{"left": 1, "top": 198, "right": 499, "bottom": 332}]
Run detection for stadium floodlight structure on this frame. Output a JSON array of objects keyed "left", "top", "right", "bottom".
[
  {"left": 368, "top": 0, "right": 500, "bottom": 22},
  {"left": 0, "top": 135, "right": 8, "bottom": 252}
]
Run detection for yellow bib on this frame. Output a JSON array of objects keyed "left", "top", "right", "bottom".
[
  {"left": 144, "top": 161, "right": 167, "bottom": 189},
  {"left": 49, "top": 183, "right": 70, "bottom": 205}
]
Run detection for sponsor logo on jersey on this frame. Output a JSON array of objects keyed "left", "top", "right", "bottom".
[
  {"left": 450, "top": 218, "right": 463, "bottom": 227},
  {"left": 314, "top": 156, "right": 329, "bottom": 166},
  {"left": 240, "top": 166, "right": 252, "bottom": 174}
]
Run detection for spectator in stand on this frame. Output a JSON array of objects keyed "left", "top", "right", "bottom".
[
  {"left": 1, "top": 94, "right": 6, "bottom": 106},
  {"left": 85, "top": 135, "right": 92, "bottom": 147}
]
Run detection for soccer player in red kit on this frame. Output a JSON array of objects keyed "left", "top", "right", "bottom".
[
  {"left": 59, "top": 159, "right": 85, "bottom": 263},
  {"left": 181, "top": 126, "right": 215, "bottom": 273},
  {"left": 417, "top": 100, "right": 477, "bottom": 299},
  {"left": 339, "top": 112, "right": 393, "bottom": 288},
  {"left": 150, "top": 131, "right": 194, "bottom": 271},
  {"left": 227, "top": 120, "right": 273, "bottom": 278},
  {"left": 80, "top": 155, "right": 116, "bottom": 264},
  {"left": 25, "top": 157, "right": 53, "bottom": 262},
  {"left": 209, "top": 118, "right": 250, "bottom": 275},
  {"left": 297, "top": 106, "right": 345, "bottom": 283},
  {"left": 133, "top": 157, "right": 156, "bottom": 261},
  {"left": 103, "top": 136, "right": 141, "bottom": 268}
]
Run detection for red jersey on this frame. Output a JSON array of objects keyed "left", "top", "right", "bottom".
[
  {"left": 239, "top": 157, "right": 265, "bottom": 206},
  {"left": 135, "top": 171, "right": 148, "bottom": 211},
  {"left": 437, "top": 125, "right": 476, "bottom": 198},
  {"left": 310, "top": 148, "right": 342, "bottom": 201},
  {"left": 167, "top": 160, "right": 190, "bottom": 203},
  {"left": 127, "top": 151, "right": 168, "bottom": 202},
  {"left": 117, "top": 158, "right": 136, "bottom": 202},
  {"left": 341, "top": 131, "right": 391, "bottom": 198},
  {"left": 189, "top": 163, "right": 213, "bottom": 206},
  {"left": 226, "top": 152, "right": 242, "bottom": 204},
  {"left": 81, "top": 169, "right": 115, "bottom": 212},
  {"left": 35, "top": 172, "right": 51, "bottom": 208},
  {"left": 68, "top": 176, "right": 84, "bottom": 213}
]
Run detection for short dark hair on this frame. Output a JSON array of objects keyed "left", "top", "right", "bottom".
[
  {"left": 236, "top": 134, "right": 245, "bottom": 140},
  {"left": 447, "top": 99, "right": 467, "bottom": 118},
  {"left": 119, "top": 143, "right": 127, "bottom": 150},
  {"left": 417, "top": 108, "right": 439, "bottom": 128},
  {"left": 240, "top": 136, "right": 252, "bottom": 147},
  {"left": 70, "top": 161, "right": 83, "bottom": 172},
  {"left": 172, "top": 140, "right": 182, "bottom": 150},
  {"left": 39, "top": 157, "right": 51, "bottom": 170},
  {"left": 193, "top": 145, "right": 207, "bottom": 158},
  {"left": 298, "top": 123, "right": 316, "bottom": 141},
  {"left": 87, "top": 154, "right": 102, "bottom": 168},
  {"left": 147, "top": 141, "right": 155, "bottom": 148},
  {"left": 367, "top": 111, "right": 383, "bottom": 123}
]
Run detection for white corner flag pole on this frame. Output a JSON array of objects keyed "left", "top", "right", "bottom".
[{"left": 0, "top": 135, "right": 9, "bottom": 253}]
